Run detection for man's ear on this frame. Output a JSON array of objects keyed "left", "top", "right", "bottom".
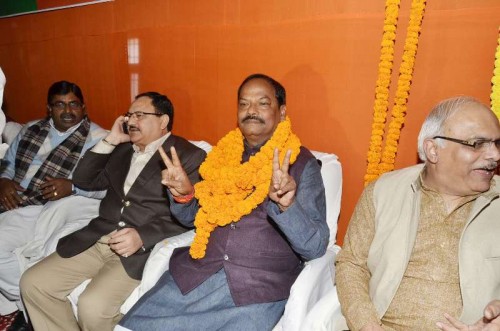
[
  {"left": 423, "top": 138, "right": 439, "bottom": 163},
  {"left": 161, "top": 114, "right": 170, "bottom": 131},
  {"left": 279, "top": 105, "right": 286, "bottom": 121}
]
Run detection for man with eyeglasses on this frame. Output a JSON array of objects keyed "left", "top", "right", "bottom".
[
  {"left": 0, "top": 80, "right": 107, "bottom": 325},
  {"left": 336, "top": 96, "right": 500, "bottom": 331},
  {"left": 21, "top": 91, "right": 206, "bottom": 331}
]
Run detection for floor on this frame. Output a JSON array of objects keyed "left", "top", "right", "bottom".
[{"left": 0, "top": 311, "right": 17, "bottom": 331}]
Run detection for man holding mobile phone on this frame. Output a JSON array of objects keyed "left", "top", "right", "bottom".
[{"left": 21, "top": 92, "right": 207, "bottom": 331}]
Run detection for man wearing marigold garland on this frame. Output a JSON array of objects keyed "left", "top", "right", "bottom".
[
  {"left": 117, "top": 73, "right": 329, "bottom": 331},
  {"left": 336, "top": 96, "right": 500, "bottom": 331}
]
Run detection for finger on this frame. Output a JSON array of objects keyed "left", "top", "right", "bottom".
[
  {"left": 281, "top": 149, "right": 292, "bottom": 174},
  {"left": 278, "top": 178, "right": 296, "bottom": 195},
  {"left": 484, "top": 301, "right": 500, "bottom": 320},
  {"left": 443, "top": 313, "right": 466, "bottom": 329},
  {"left": 42, "top": 189, "right": 57, "bottom": 200},
  {"left": 2, "top": 196, "right": 15, "bottom": 210},
  {"left": 435, "top": 322, "right": 454, "bottom": 331},
  {"left": 272, "top": 148, "right": 280, "bottom": 173},
  {"left": 158, "top": 146, "right": 174, "bottom": 169},
  {"left": 11, "top": 192, "right": 23, "bottom": 205},
  {"left": 14, "top": 183, "right": 25, "bottom": 192},
  {"left": 111, "top": 228, "right": 130, "bottom": 239},
  {"left": 170, "top": 146, "right": 181, "bottom": 167}
]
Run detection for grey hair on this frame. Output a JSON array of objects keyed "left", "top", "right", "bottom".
[{"left": 417, "top": 96, "right": 489, "bottom": 161}]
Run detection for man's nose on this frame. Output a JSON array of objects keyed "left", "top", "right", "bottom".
[
  {"left": 485, "top": 142, "right": 500, "bottom": 161},
  {"left": 127, "top": 114, "right": 138, "bottom": 125},
  {"left": 247, "top": 103, "right": 258, "bottom": 115}
]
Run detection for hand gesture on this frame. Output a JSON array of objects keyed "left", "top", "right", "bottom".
[
  {"left": 159, "top": 146, "right": 193, "bottom": 197},
  {"left": 108, "top": 228, "right": 143, "bottom": 258},
  {"left": 0, "top": 178, "right": 24, "bottom": 210},
  {"left": 39, "top": 176, "right": 73, "bottom": 200},
  {"left": 269, "top": 148, "right": 296, "bottom": 212},
  {"left": 437, "top": 301, "right": 500, "bottom": 331},
  {"left": 104, "top": 115, "right": 131, "bottom": 146}
]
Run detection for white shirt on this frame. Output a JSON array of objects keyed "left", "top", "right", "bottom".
[{"left": 92, "top": 133, "right": 171, "bottom": 194}]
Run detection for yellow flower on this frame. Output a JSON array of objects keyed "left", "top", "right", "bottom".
[
  {"left": 491, "top": 28, "right": 500, "bottom": 120},
  {"left": 365, "top": 0, "right": 427, "bottom": 185}
]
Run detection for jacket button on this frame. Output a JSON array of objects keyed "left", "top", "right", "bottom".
[
  {"left": 118, "top": 221, "right": 126, "bottom": 228},
  {"left": 124, "top": 200, "right": 131, "bottom": 207},
  {"left": 223, "top": 254, "right": 229, "bottom": 261},
  {"left": 230, "top": 224, "right": 236, "bottom": 229}
]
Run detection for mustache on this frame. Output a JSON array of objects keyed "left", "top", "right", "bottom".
[
  {"left": 242, "top": 115, "right": 265, "bottom": 124},
  {"left": 483, "top": 161, "right": 498, "bottom": 170},
  {"left": 127, "top": 124, "right": 139, "bottom": 131},
  {"left": 60, "top": 113, "right": 76, "bottom": 121}
]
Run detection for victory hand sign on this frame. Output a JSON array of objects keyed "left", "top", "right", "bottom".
[
  {"left": 159, "top": 146, "right": 193, "bottom": 197},
  {"left": 269, "top": 148, "right": 296, "bottom": 212}
]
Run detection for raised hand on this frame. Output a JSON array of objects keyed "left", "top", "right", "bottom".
[
  {"left": 269, "top": 148, "right": 296, "bottom": 212},
  {"left": 0, "top": 178, "right": 24, "bottom": 210},
  {"left": 103, "top": 115, "right": 131, "bottom": 146},
  {"left": 39, "top": 176, "right": 73, "bottom": 201},
  {"left": 159, "top": 146, "right": 193, "bottom": 197}
]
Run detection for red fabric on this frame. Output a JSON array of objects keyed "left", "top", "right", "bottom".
[{"left": 0, "top": 311, "right": 17, "bottom": 331}]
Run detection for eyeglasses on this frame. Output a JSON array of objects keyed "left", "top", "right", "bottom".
[
  {"left": 433, "top": 136, "right": 500, "bottom": 152},
  {"left": 124, "top": 111, "right": 163, "bottom": 120},
  {"left": 50, "top": 101, "right": 83, "bottom": 111}
]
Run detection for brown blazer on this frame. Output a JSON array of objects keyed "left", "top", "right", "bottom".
[{"left": 57, "top": 134, "right": 206, "bottom": 280}]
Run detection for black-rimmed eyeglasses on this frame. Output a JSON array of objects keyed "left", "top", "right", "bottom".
[
  {"left": 50, "top": 101, "right": 83, "bottom": 111},
  {"left": 124, "top": 111, "right": 163, "bottom": 121},
  {"left": 433, "top": 136, "right": 500, "bottom": 152}
]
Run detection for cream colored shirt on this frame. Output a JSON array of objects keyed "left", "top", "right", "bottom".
[{"left": 382, "top": 180, "right": 476, "bottom": 330}]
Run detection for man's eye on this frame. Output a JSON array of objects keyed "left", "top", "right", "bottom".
[
  {"left": 260, "top": 101, "right": 270, "bottom": 106},
  {"left": 239, "top": 102, "right": 248, "bottom": 107},
  {"left": 473, "top": 140, "right": 489, "bottom": 149}
]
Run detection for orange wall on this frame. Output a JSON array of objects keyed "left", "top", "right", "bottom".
[{"left": 0, "top": 0, "right": 499, "bottom": 245}]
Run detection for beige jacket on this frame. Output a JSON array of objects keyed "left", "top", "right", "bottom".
[{"left": 365, "top": 164, "right": 500, "bottom": 325}]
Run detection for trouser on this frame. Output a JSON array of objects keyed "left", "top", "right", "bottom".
[
  {"left": 20, "top": 237, "right": 140, "bottom": 331},
  {"left": 118, "top": 268, "right": 287, "bottom": 331},
  {"left": 0, "top": 205, "right": 41, "bottom": 315}
]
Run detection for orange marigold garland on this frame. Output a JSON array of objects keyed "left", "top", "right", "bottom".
[
  {"left": 378, "top": 0, "right": 427, "bottom": 174},
  {"left": 365, "top": 0, "right": 401, "bottom": 184},
  {"left": 491, "top": 27, "right": 500, "bottom": 120},
  {"left": 364, "top": 0, "right": 427, "bottom": 185},
  {"left": 190, "top": 117, "right": 301, "bottom": 259}
]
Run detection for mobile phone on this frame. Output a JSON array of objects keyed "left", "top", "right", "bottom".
[{"left": 122, "top": 122, "right": 129, "bottom": 134}]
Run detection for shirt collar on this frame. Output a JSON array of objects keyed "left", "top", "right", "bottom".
[
  {"left": 132, "top": 132, "right": 171, "bottom": 154},
  {"left": 243, "top": 139, "right": 266, "bottom": 156},
  {"left": 49, "top": 118, "right": 83, "bottom": 136}
]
